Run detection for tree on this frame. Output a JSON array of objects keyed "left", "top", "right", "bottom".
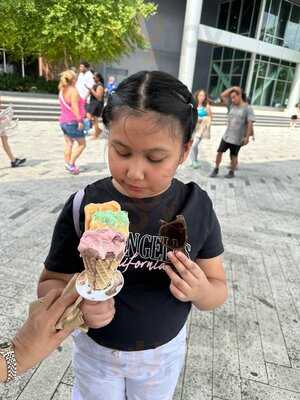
[
  {"left": 0, "top": 0, "right": 41, "bottom": 60},
  {"left": 0, "top": 0, "right": 157, "bottom": 68}
]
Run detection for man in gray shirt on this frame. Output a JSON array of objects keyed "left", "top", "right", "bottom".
[{"left": 210, "top": 86, "right": 255, "bottom": 178}]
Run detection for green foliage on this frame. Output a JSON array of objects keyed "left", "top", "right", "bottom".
[
  {"left": 0, "top": 73, "right": 58, "bottom": 93},
  {"left": 0, "top": 0, "right": 157, "bottom": 66}
]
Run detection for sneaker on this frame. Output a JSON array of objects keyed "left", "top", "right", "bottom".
[
  {"left": 70, "top": 165, "right": 80, "bottom": 175},
  {"left": 191, "top": 160, "right": 201, "bottom": 169},
  {"left": 225, "top": 170, "right": 235, "bottom": 178},
  {"left": 210, "top": 167, "right": 219, "bottom": 177},
  {"left": 11, "top": 158, "right": 26, "bottom": 168},
  {"left": 65, "top": 163, "right": 80, "bottom": 175}
]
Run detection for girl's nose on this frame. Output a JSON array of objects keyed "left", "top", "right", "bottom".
[{"left": 126, "top": 160, "right": 145, "bottom": 181}]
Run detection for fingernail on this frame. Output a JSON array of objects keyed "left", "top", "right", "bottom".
[{"left": 167, "top": 251, "right": 173, "bottom": 258}]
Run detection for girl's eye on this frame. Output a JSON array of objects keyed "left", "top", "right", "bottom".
[
  {"left": 115, "top": 149, "right": 131, "bottom": 158},
  {"left": 148, "top": 158, "right": 164, "bottom": 163}
]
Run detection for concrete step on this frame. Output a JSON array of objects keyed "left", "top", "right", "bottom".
[{"left": 1, "top": 97, "right": 292, "bottom": 125}]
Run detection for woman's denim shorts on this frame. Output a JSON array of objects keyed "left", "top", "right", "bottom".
[{"left": 60, "top": 122, "right": 86, "bottom": 139}]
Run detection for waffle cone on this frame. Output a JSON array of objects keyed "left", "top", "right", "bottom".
[{"left": 83, "top": 256, "right": 120, "bottom": 290}]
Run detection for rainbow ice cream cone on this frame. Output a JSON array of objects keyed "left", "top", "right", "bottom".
[{"left": 78, "top": 202, "right": 129, "bottom": 291}]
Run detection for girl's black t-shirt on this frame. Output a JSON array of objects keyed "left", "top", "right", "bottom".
[{"left": 45, "top": 177, "right": 224, "bottom": 351}]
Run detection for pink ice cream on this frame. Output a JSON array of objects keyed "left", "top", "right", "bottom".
[{"left": 78, "top": 229, "right": 126, "bottom": 260}]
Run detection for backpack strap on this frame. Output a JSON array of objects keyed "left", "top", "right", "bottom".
[{"left": 73, "top": 189, "right": 85, "bottom": 238}]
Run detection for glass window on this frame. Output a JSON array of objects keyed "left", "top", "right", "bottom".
[
  {"left": 278, "top": 66, "right": 288, "bottom": 80},
  {"left": 213, "top": 47, "right": 223, "bottom": 60},
  {"left": 287, "top": 66, "right": 295, "bottom": 82},
  {"left": 218, "top": 2, "right": 230, "bottom": 30},
  {"left": 231, "top": 76, "right": 242, "bottom": 86},
  {"left": 228, "top": 0, "right": 241, "bottom": 33},
  {"left": 276, "top": 0, "right": 291, "bottom": 39},
  {"left": 265, "top": 0, "right": 281, "bottom": 37},
  {"left": 250, "top": 0, "right": 261, "bottom": 37},
  {"left": 272, "top": 81, "right": 286, "bottom": 106},
  {"left": 232, "top": 61, "right": 244, "bottom": 74},
  {"left": 239, "top": 0, "right": 253, "bottom": 36},
  {"left": 260, "top": 0, "right": 272, "bottom": 39},
  {"left": 257, "top": 62, "right": 268, "bottom": 77},
  {"left": 283, "top": 83, "right": 291, "bottom": 105},
  {"left": 267, "top": 63, "right": 279, "bottom": 79},
  {"left": 252, "top": 78, "right": 264, "bottom": 105},
  {"left": 223, "top": 47, "right": 234, "bottom": 60},
  {"left": 212, "top": 62, "right": 222, "bottom": 74},
  {"left": 261, "top": 79, "right": 275, "bottom": 105},
  {"left": 235, "top": 50, "right": 246, "bottom": 59},
  {"left": 222, "top": 62, "right": 231, "bottom": 73},
  {"left": 284, "top": 5, "right": 300, "bottom": 50}
]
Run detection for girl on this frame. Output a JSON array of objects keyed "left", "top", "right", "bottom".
[
  {"left": 38, "top": 71, "right": 227, "bottom": 400},
  {"left": 86, "top": 72, "right": 105, "bottom": 140},
  {"left": 58, "top": 70, "right": 86, "bottom": 175},
  {"left": 190, "top": 89, "right": 212, "bottom": 169}
]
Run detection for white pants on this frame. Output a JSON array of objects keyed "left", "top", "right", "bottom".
[{"left": 72, "top": 325, "right": 187, "bottom": 400}]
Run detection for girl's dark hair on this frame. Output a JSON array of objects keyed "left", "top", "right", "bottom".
[
  {"left": 94, "top": 72, "right": 104, "bottom": 85},
  {"left": 102, "top": 71, "right": 198, "bottom": 143},
  {"left": 194, "top": 89, "right": 208, "bottom": 107}
]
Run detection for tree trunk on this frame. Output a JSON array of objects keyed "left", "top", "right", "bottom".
[{"left": 63, "top": 47, "right": 69, "bottom": 69}]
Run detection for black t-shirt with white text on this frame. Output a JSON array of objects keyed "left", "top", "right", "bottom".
[{"left": 45, "top": 177, "right": 224, "bottom": 350}]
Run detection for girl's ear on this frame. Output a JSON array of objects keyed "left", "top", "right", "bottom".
[{"left": 179, "top": 140, "right": 193, "bottom": 164}]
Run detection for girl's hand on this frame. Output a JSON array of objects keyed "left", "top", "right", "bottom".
[
  {"left": 12, "top": 288, "right": 79, "bottom": 375},
  {"left": 80, "top": 298, "right": 115, "bottom": 329},
  {"left": 165, "top": 251, "right": 210, "bottom": 303}
]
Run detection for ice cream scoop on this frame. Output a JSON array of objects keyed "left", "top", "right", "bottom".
[
  {"left": 78, "top": 229, "right": 126, "bottom": 260},
  {"left": 89, "top": 210, "right": 129, "bottom": 236}
]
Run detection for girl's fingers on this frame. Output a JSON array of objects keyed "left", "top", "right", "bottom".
[
  {"left": 174, "top": 251, "right": 203, "bottom": 279},
  {"left": 169, "top": 284, "right": 188, "bottom": 302},
  {"left": 167, "top": 252, "right": 198, "bottom": 284},
  {"left": 164, "top": 265, "right": 191, "bottom": 294}
]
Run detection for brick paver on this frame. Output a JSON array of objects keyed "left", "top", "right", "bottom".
[{"left": 0, "top": 122, "right": 299, "bottom": 399}]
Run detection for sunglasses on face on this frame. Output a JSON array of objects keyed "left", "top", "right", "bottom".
[{"left": 159, "top": 215, "right": 187, "bottom": 250}]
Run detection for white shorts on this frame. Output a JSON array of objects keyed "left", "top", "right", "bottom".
[{"left": 72, "top": 325, "right": 187, "bottom": 400}]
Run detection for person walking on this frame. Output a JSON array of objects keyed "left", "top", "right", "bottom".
[
  {"left": 190, "top": 89, "right": 212, "bottom": 168},
  {"left": 75, "top": 61, "right": 94, "bottom": 103},
  {"left": 0, "top": 98, "right": 26, "bottom": 168},
  {"left": 86, "top": 72, "right": 105, "bottom": 140},
  {"left": 289, "top": 103, "right": 300, "bottom": 129},
  {"left": 210, "top": 86, "right": 255, "bottom": 179},
  {"left": 58, "top": 70, "right": 86, "bottom": 175},
  {"left": 105, "top": 75, "right": 117, "bottom": 98}
]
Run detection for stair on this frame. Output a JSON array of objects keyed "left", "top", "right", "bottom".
[{"left": 0, "top": 93, "right": 292, "bottom": 127}]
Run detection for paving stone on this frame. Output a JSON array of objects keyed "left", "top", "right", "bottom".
[
  {"left": 231, "top": 256, "right": 268, "bottom": 383},
  {"left": 51, "top": 383, "right": 72, "bottom": 400},
  {"left": 263, "top": 250, "right": 300, "bottom": 368},
  {"left": 241, "top": 378, "right": 300, "bottom": 400},
  {"left": 17, "top": 338, "right": 72, "bottom": 400},
  {"left": 213, "top": 260, "right": 241, "bottom": 400},
  {"left": 266, "top": 362, "right": 300, "bottom": 393},
  {"left": 248, "top": 252, "right": 290, "bottom": 366}
]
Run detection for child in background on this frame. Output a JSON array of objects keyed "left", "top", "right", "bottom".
[
  {"left": 38, "top": 71, "right": 227, "bottom": 400},
  {"left": 190, "top": 89, "right": 212, "bottom": 168}
]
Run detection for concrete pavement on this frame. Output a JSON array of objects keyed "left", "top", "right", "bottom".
[{"left": 0, "top": 122, "right": 299, "bottom": 399}]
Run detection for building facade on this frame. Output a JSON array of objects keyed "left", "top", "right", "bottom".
[{"left": 105, "top": 0, "right": 300, "bottom": 109}]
